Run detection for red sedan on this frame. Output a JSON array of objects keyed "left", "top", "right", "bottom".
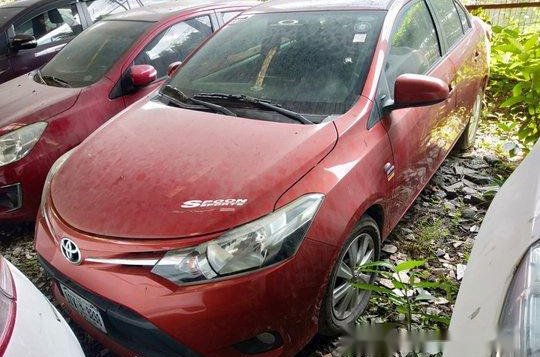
[
  {"left": 0, "top": 0, "right": 256, "bottom": 221},
  {"left": 35, "top": 0, "right": 489, "bottom": 356}
]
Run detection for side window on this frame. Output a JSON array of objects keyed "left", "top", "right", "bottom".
[
  {"left": 0, "top": 34, "right": 8, "bottom": 72},
  {"left": 222, "top": 11, "right": 241, "bottom": 24},
  {"left": 454, "top": 1, "right": 471, "bottom": 31},
  {"left": 429, "top": 0, "right": 464, "bottom": 47},
  {"left": 0, "top": 33, "right": 7, "bottom": 54},
  {"left": 13, "top": 4, "right": 82, "bottom": 46},
  {"left": 85, "top": 0, "right": 138, "bottom": 22},
  {"left": 386, "top": 0, "right": 441, "bottom": 95},
  {"left": 134, "top": 16, "right": 212, "bottom": 78}
]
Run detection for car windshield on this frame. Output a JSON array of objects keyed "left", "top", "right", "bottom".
[
  {"left": 39, "top": 20, "right": 152, "bottom": 87},
  {"left": 167, "top": 10, "right": 385, "bottom": 122}
]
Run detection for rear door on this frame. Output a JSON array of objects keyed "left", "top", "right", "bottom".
[
  {"left": 431, "top": 0, "right": 485, "bottom": 134},
  {"left": 8, "top": 1, "right": 83, "bottom": 77},
  {"left": 121, "top": 13, "right": 216, "bottom": 106},
  {"left": 427, "top": 0, "right": 482, "bottom": 154},
  {"left": 380, "top": 0, "right": 457, "bottom": 229}
]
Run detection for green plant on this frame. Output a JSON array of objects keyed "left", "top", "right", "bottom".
[
  {"left": 355, "top": 260, "right": 451, "bottom": 331},
  {"left": 489, "top": 22, "right": 540, "bottom": 147}
]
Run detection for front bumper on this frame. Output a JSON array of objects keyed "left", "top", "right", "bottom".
[{"left": 35, "top": 206, "right": 337, "bottom": 356}]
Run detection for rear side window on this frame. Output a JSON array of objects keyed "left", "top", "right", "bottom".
[
  {"left": 455, "top": 1, "right": 471, "bottom": 31},
  {"left": 386, "top": 0, "right": 441, "bottom": 95},
  {"left": 134, "top": 16, "right": 212, "bottom": 78},
  {"left": 429, "top": 0, "right": 464, "bottom": 47}
]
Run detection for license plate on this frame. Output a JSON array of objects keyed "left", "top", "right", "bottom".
[{"left": 60, "top": 284, "right": 107, "bottom": 334}]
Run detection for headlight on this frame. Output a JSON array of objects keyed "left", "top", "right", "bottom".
[
  {"left": 499, "top": 241, "right": 540, "bottom": 354},
  {"left": 0, "top": 122, "right": 47, "bottom": 166},
  {"left": 151, "top": 193, "right": 324, "bottom": 284},
  {"left": 40, "top": 149, "right": 73, "bottom": 214}
]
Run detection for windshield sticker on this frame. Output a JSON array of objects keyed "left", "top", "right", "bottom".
[
  {"left": 181, "top": 199, "right": 248, "bottom": 209},
  {"left": 353, "top": 33, "right": 367, "bottom": 43}
]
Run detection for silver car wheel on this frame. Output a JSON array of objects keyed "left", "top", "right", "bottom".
[{"left": 331, "top": 233, "right": 375, "bottom": 320}]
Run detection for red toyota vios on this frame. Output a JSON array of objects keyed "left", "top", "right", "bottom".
[
  {"left": 35, "top": 0, "right": 489, "bottom": 356},
  {"left": 0, "top": 0, "right": 256, "bottom": 221}
]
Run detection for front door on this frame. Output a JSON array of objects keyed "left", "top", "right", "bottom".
[
  {"left": 7, "top": 2, "right": 83, "bottom": 79},
  {"left": 380, "top": 0, "right": 457, "bottom": 229}
]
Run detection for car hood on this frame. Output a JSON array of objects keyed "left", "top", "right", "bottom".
[
  {"left": 0, "top": 73, "right": 81, "bottom": 132},
  {"left": 51, "top": 99, "right": 338, "bottom": 239}
]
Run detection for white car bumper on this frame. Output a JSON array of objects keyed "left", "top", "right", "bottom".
[{"left": 3, "top": 261, "right": 84, "bottom": 357}]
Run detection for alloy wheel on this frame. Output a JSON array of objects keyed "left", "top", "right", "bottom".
[{"left": 331, "top": 233, "right": 375, "bottom": 320}]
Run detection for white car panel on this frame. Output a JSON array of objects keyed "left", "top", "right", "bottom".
[
  {"left": 3, "top": 261, "right": 84, "bottom": 357},
  {"left": 446, "top": 142, "right": 540, "bottom": 356}
]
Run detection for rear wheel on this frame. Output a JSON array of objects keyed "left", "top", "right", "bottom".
[
  {"left": 458, "top": 92, "right": 483, "bottom": 150},
  {"left": 319, "top": 216, "right": 380, "bottom": 335}
]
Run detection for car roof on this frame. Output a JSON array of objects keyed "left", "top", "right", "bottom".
[
  {"left": 249, "top": 0, "right": 394, "bottom": 12},
  {"left": 106, "top": 0, "right": 258, "bottom": 23},
  {"left": 0, "top": 0, "right": 55, "bottom": 10}
]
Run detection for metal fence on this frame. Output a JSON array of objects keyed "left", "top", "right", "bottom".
[{"left": 463, "top": 0, "right": 539, "bottom": 28}]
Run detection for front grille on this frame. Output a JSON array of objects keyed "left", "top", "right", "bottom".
[{"left": 38, "top": 256, "right": 200, "bottom": 357}]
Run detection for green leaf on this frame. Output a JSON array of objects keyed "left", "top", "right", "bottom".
[
  {"left": 501, "top": 95, "right": 525, "bottom": 108},
  {"left": 395, "top": 260, "right": 426, "bottom": 272},
  {"left": 512, "top": 83, "right": 523, "bottom": 97},
  {"left": 411, "top": 281, "right": 442, "bottom": 289},
  {"left": 354, "top": 282, "right": 396, "bottom": 296},
  {"left": 357, "top": 261, "right": 395, "bottom": 271}
]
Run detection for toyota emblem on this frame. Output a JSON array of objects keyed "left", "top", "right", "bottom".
[{"left": 60, "top": 238, "right": 82, "bottom": 265}]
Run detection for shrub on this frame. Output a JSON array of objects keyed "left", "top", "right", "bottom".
[{"left": 488, "top": 21, "right": 539, "bottom": 146}]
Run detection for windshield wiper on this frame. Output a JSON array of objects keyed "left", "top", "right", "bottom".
[
  {"left": 193, "top": 93, "right": 313, "bottom": 125},
  {"left": 161, "top": 85, "right": 236, "bottom": 117},
  {"left": 40, "top": 73, "right": 71, "bottom": 88}
]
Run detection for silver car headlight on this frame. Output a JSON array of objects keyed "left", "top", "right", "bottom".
[
  {"left": 152, "top": 193, "right": 324, "bottom": 284},
  {"left": 0, "top": 122, "right": 47, "bottom": 166},
  {"left": 499, "top": 241, "right": 540, "bottom": 355}
]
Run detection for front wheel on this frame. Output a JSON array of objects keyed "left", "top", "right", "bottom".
[
  {"left": 458, "top": 92, "right": 483, "bottom": 150},
  {"left": 319, "top": 215, "right": 381, "bottom": 335}
]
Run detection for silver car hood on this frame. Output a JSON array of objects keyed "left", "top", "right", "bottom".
[{"left": 446, "top": 141, "right": 540, "bottom": 356}]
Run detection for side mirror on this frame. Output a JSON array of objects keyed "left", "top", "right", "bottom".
[
  {"left": 384, "top": 74, "right": 449, "bottom": 112},
  {"left": 11, "top": 34, "right": 37, "bottom": 51},
  {"left": 130, "top": 64, "right": 157, "bottom": 87},
  {"left": 167, "top": 61, "right": 182, "bottom": 77}
]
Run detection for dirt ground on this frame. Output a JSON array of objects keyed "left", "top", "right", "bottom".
[{"left": 0, "top": 124, "right": 521, "bottom": 356}]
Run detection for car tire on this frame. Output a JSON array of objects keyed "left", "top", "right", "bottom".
[
  {"left": 458, "top": 91, "right": 483, "bottom": 151},
  {"left": 319, "top": 215, "right": 381, "bottom": 336}
]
